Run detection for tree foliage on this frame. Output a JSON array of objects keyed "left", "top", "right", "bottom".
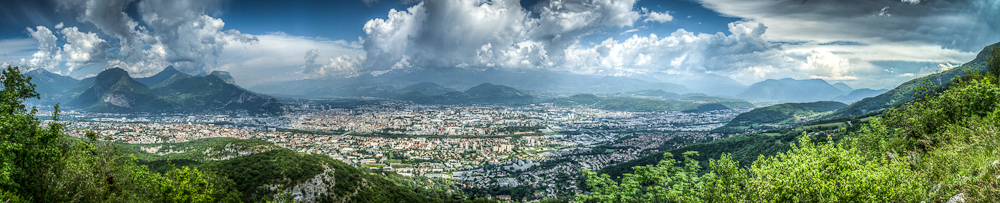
[
  {"left": 579, "top": 46, "right": 1000, "bottom": 202},
  {"left": 0, "top": 65, "right": 239, "bottom": 202}
]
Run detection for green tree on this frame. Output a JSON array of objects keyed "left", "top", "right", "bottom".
[
  {"left": 0, "top": 65, "right": 242, "bottom": 202},
  {"left": 577, "top": 151, "right": 707, "bottom": 203},
  {"left": 0, "top": 65, "right": 65, "bottom": 201}
]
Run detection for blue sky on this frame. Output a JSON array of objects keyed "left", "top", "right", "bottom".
[{"left": 0, "top": 0, "right": 997, "bottom": 90}]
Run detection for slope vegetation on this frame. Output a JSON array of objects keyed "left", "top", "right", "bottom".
[
  {"left": 823, "top": 42, "right": 996, "bottom": 120},
  {"left": 125, "top": 137, "right": 457, "bottom": 202},
  {"left": 713, "top": 101, "right": 847, "bottom": 134},
  {"left": 579, "top": 46, "right": 1000, "bottom": 202}
]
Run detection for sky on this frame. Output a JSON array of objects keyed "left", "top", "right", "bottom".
[{"left": 0, "top": 0, "right": 997, "bottom": 90}]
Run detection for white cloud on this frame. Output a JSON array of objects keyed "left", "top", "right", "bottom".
[
  {"left": 216, "top": 34, "right": 363, "bottom": 86},
  {"left": 938, "top": 62, "right": 958, "bottom": 72},
  {"left": 876, "top": 6, "right": 891, "bottom": 17},
  {"left": 643, "top": 11, "right": 673, "bottom": 23},
  {"left": 0, "top": 39, "right": 37, "bottom": 64},
  {"left": 691, "top": 0, "right": 995, "bottom": 88},
  {"left": 901, "top": 0, "right": 920, "bottom": 4},
  {"left": 803, "top": 50, "right": 856, "bottom": 80},
  {"left": 55, "top": 0, "right": 257, "bottom": 77},
  {"left": 361, "top": 0, "right": 642, "bottom": 71},
  {"left": 26, "top": 26, "right": 62, "bottom": 72},
  {"left": 299, "top": 49, "right": 321, "bottom": 74},
  {"left": 61, "top": 27, "right": 110, "bottom": 72}
]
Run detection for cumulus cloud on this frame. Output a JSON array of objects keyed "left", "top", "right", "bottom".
[
  {"left": 560, "top": 22, "right": 795, "bottom": 82},
  {"left": 641, "top": 8, "right": 673, "bottom": 23},
  {"left": 361, "top": 0, "right": 642, "bottom": 72},
  {"left": 61, "top": 27, "right": 110, "bottom": 72},
  {"left": 804, "top": 50, "right": 856, "bottom": 80},
  {"left": 358, "top": 0, "right": 905, "bottom": 86},
  {"left": 216, "top": 33, "right": 363, "bottom": 86},
  {"left": 55, "top": 0, "right": 257, "bottom": 77},
  {"left": 26, "top": 26, "right": 62, "bottom": 72}
]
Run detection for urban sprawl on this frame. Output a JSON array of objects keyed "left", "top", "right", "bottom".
[{"left": 53, "top": 101, "right": 748, "bottom": 201}]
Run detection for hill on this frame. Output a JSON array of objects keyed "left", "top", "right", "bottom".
[
  {"left": 823, "top": 42, "right": 996, "bottom": 120},
  {"left": 736, "top": 78, "right": 847, "bottom": 103},
  {"left": 830, "top": 88, "right": 889, "bottom": 104},
  {"left": 712, "top": 101, "right": 847, "bottom": 134},
  {"left": 119, "top": 137, "right": 458, "bottom": 202},
  {"left": 398, "top": 82, "right": 456, "bottom": 96}
]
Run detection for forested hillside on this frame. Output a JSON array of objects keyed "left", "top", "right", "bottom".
[
  {"left": 712, "top": 101, "right": 847, "bottom": 134},
  {"left": 578, "top": 47, "right": 1000, "bottom": 202},
  {"left": 823, "top": 42, "right": 996, "bottom": 120}
]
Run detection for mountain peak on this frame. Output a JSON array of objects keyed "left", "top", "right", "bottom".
[
  {"left": 210, "top": 70, "right": 237, "bottom": 84},
  {"left": 98, "top": 67, "right": 130, "bottom": 79}
]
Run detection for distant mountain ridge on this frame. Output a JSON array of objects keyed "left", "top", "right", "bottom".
[
  {"left": 831, "top": 88, "right": 890, "bottom": 104},
  {"left": 737, "top": 78, "right": 848, "bottom": 103},
  {"left": 401, "top": 82, "right": 536, "bottom": 105},
  {"left": 713, "top": 101, "right": 847, "bottom": 134},
  {"left": 25, "top": 68, "right": 81, "bottom": 106},
  {"left": 548, "top": 93, "right": 755, "bottom": 113},
  {"left": 69, "top": 68, "right": 175, "bottom": 112},
  {"left": 66, "top": 67, "right": 285, "bottom": 115},
  {"left": 250, "top": 68, "right": 694, "bottom": 98}
]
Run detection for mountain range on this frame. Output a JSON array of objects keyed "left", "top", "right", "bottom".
[
  {"left": 735, "top": 78, "right": 849, "bottom": 103},
  {"left": 249, "top": 68, "right": 700, "bottom": 98},
  {"left": 30, "top": 66, "right": 286, "bottom": 115}
]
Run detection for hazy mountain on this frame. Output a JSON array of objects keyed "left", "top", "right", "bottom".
[
  {"left": 249, "top": 68, "right": 693, "bottom": 97},
  {"left": 135, "top": 66, "right": 190, "bottom": 88},
  {"left": 830, "top": 88, "right": 890, "bottom": 104},
  {"left": 736, "top": 78, "right": 845, "bottom": 103},
  {"left": 463, "top": 82, "right": 534, "bottom": 102},
  {"left": 824, "top": 42, "right": 997, "bottom": 119},
  {"left": 643, "top": 73, "right": 749, "bottom": 96},
  {"left": 831, "top": 82, "right": 854, "bottom": 93},
  {"left": 68, "top": 68, "right": 176, "bottom": 113},
  {"left": 25, "top": 68, "right": 80, "bottom": 106},
  {"left": 154, "top": 75, "right": 286, "bottom": 115},
  {"left": 397, "top": 82, "right": 455, "bottom": 96},
  {"left": 610, "top": 89, "right": 682, "bottom": 100},
  {"left": 548, "top": 93, "right": 754, "bottom": 113}
]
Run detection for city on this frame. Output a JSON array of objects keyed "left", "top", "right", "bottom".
[{"left": 57, "top": 100, "right": 744, "bottom": 201}]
